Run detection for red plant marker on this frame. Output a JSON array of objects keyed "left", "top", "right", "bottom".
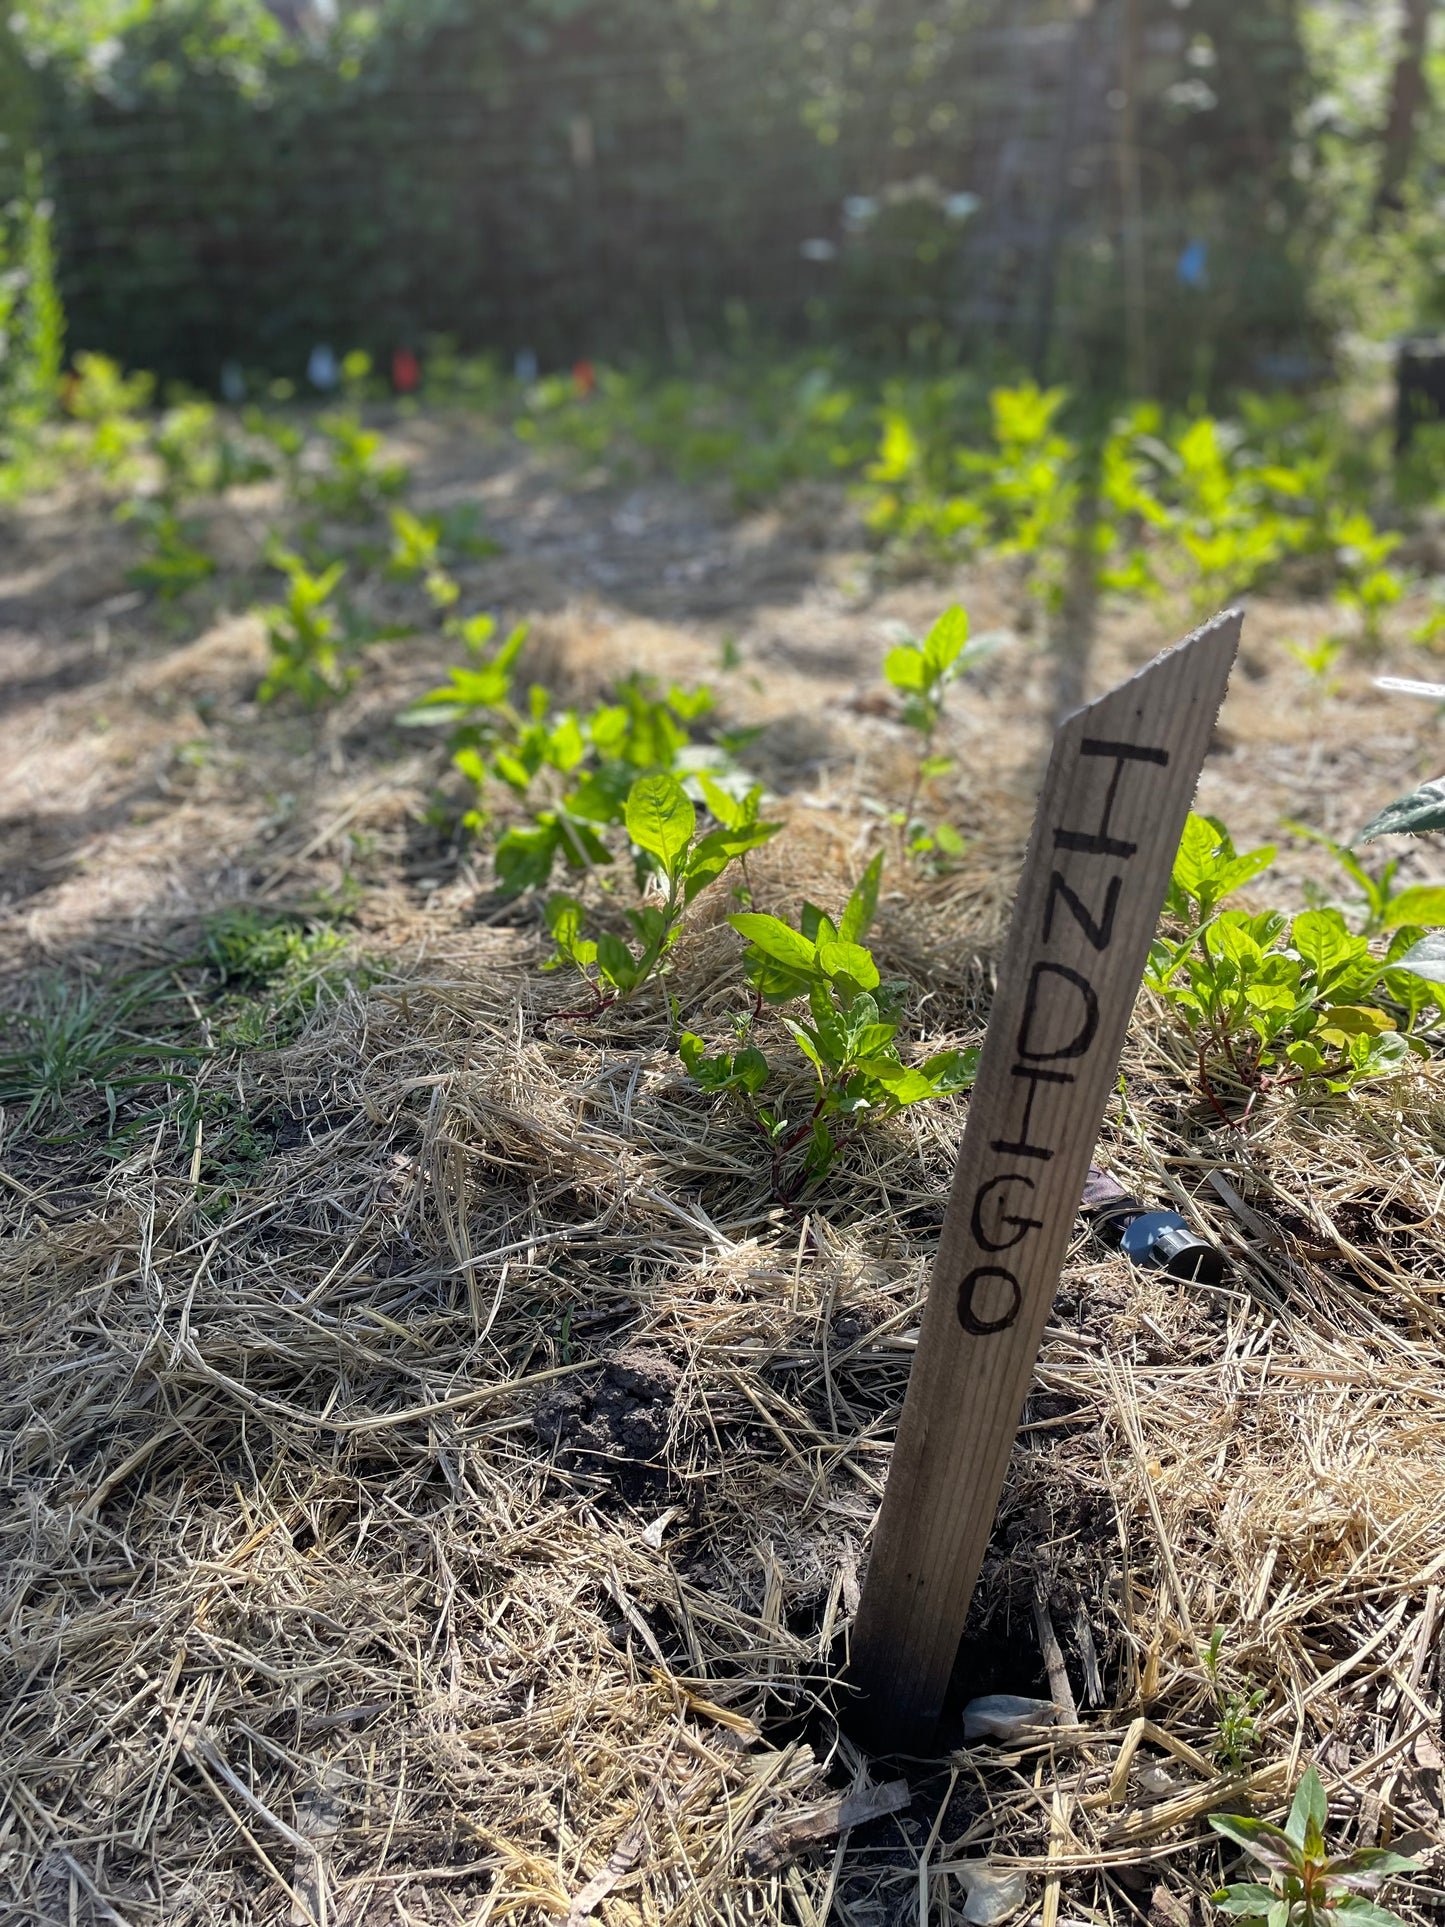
[
  {"left": 572, "top": 359, "right": 596, "bottom": 398},
  {"left": 392, "top": 347, "right": 421, "bottom": 394}
]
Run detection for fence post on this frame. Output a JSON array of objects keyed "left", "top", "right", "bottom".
[{"left": 849, "top": 609, "right": 1241, "bottom": 1751}]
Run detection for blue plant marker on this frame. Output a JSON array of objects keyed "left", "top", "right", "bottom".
[
  {"left": 1177, "top": 239, "right": 1208, "bottom": 289},
  {"left": 307, "top": 343, "right": 339, "bottom": 391}
]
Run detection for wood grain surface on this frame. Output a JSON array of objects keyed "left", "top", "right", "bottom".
[{"left": 849, "top": 608, "right": 1242, "bottom": 1748}]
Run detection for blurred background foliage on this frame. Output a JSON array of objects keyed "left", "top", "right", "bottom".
[{"left": 0, "top": 1, "right": 1442, "bottom": 405}]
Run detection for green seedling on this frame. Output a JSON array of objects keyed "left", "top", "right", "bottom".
[
  {"left": 401, "top": 625, "right": 741, "bottom": 891},
  {"left": 1285, "top": 819, "right": 1445, "bottom": 939},
  {"left": 1284, "top": 635, "right": 1343, "bottom": 698},
  {"left": 63, "top": 350, "right": 154, "bottom": 484},
  {"left": 124, "top": 503, "right": 216, "bottom": 598},
  {"left": 1100, "top": 408, "right": 1318, "bottom": 617},
  {"left": 1201, "top": 1628, "right": 1266, "bottom": 1774},
  {"left": 542, "top": 772, "right": 780, "bottom": 1007},
  {"left": 882, "top": 603, "right": 988, "bottom": 860},
  {"left": 682, "top": 854, "right": 978, "bottom": 1186},
  {"left": 257, "top": 549, "right": 351, "bottom": 706},
  {"left": 1330, "top": 510, "right": 1405, "bottom": 649},
  {"left": 1149, "top": 815, "right": 1422, "bottom": 1104},
  {"left": 386, "top": 506, "right": 486, "bottom": 607},
  {"left": 1209, "top": 1764, "right": 1417, "bottom": 1927},
  {"left": 303, "top": 411, "right": 408, "bottom": 518}
]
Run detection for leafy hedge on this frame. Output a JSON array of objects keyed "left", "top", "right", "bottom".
[{"left": 17, "top": 0, "right": 1319, "bottom": 395}]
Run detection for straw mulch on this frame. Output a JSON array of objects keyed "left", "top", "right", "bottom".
[
  {"left": 2, "top": 440, "right": 1443, "bottom": 1922},
  {"left": 3, "top": 867, "right": 1443, "bottom": 1925}
]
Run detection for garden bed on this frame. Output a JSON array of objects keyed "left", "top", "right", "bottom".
[{"left": 2, "top": 407, "right": 1442, "bottom": 1926}]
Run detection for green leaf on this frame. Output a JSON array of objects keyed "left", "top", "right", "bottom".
[
  {"left": 883, "top": 645, "right": 927, "bottom": 692},
  {"left": 1379, "top": 885, "right": 1445, "bottom": 930},
  {"left": 595, "top": 932, "right": 637, "bottom": 991},
  {"left": 1207, "top": 1814, "right": 1301, "bottom": 1875},
  {"left": 839, "top": 852, "right": 884, "bottom": 943},
  {"left": 733, "top": 1047, "right": 770, "bottom": 1093},
  {"left": 922, "top": 1046, "right": 980, "bottom": 1092},
  {"left": 495, "top": 820, "right": 562, "bottom": 895},
  {"left": 729, "top": 913, "right": 818, "bottom": 973},
  {"left": 1212, "top": 1886, "right": 1280, "bottom": 1917},
  {"left": 493, "top": 750, "right": 532, "bottom": 793},
  {"left": 858, "top": 1060, "right": 935, "bottom": 1104},
  {"left": 625, "top": 773, "right": 695, "bottom": 874},
  {"left": 1290, "top": 908, "right": 1373, "bottom": 995},
  {"left": 1328, "top": 1902, "right": 1415, "bottom": 1927},
  {"left": 783, "top": 1018, "right": 829, "bottom": 1082},
  {"left": 1284, "top": 1767, "right": 1327, "bottom": 1850},
  {"left": 1390, "top": 931, "right": 1445, "bottom": 985},
  {"left": 934, "top": 822, "right": 966, "bottom": 856},
  {"left": 1361, "top": 777, "right": 1445, "bottom": 841},
  {"left": 1327, "top": 1849, "right": 1420, "bottom": 1890},
  {"left": 922, "top": 603, "right": 969, "bottom": 679},
  {"left": 678, "top": 1030, "right": 706, "bottom": 1074},
  {"left": 817, "top": 940, "right": 880, "bottom": 990},
  {"left": 545, "top": 893, "right": 586, "bottom": 945},
  {"left": 698, "top": 770, "right": 743, "bottom": 830},
  {"left": 800, "top": 903, "right": 838, "bottom": 944}
]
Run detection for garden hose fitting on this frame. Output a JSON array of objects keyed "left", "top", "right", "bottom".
[{"left": 1079, "top": 1167, "right": 1227, "bottom": 1286}]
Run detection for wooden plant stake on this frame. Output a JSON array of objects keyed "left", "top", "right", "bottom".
[{"left": 850, "top": 609, "right": 1242, "bottom": 1751}]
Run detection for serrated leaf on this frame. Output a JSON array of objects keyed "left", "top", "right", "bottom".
[
  {"left": 1360, "top": 776, "right": 1445, "bottom": 841},
  {"left": 625, "top": 773, "right": 695, "bottom": 873}
]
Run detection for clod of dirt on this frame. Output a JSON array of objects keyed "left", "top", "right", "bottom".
[{"left": 532, "top": 1349, "right": 682, "bottom": 1494}]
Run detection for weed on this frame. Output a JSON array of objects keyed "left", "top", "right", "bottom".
[
  {"left": 0, "top": 156, "right": 62, "bottom": 479},
  {"left": 0, "top": 973, "right": 199, "bottom": 1137},
  {"left": 1201, "top": 1628, "right": 1266, "bottom": 1773},
  {"left": 202, "top": 906, "right": 350, "bottom": 1037},
  {"left": 1209, "top": 1764, "right": 1416, "bottom": 1927}
]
